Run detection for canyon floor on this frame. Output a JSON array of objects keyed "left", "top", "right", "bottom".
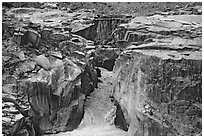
[{"left": 54, "top": 68, "right": 126, "bottom": 136}]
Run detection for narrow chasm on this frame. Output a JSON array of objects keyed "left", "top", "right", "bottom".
[{"left": 2, "top": 2, "right": 202, "bottom": 136}]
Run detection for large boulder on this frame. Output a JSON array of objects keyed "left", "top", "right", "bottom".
[{"left": 11, "top": 58, "right": 98, "bottom": 135}]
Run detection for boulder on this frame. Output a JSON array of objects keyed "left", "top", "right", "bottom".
[
  {"left": 34, "top": 55, "right": 51, "bottom": 70},
  {"left": 16, "top": 51, "right": 26, "bottom": 61},
  {"left": 3, "top": 75, "right": 17, "bottom": 85},
  {"left": 18, "top": 61, "right": 36, "bottom": 73},
  {"left": 12, "top": 58, "right": 98, "bottom": 135}
]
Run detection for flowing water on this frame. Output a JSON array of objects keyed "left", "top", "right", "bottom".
[{"left": 55, "top": 68, "right": 127, "bottom": 136}]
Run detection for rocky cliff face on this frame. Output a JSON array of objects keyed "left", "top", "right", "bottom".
[
  {"left": 74, "top": 17, "right": 126, "bottom": 43},
  {"left": 10, "top": 58, "right": 98, "bottom": 135},
  {"left": 111, "top": 13, "right": 202, "bottom": 136},
  {"left": 2, "top": 2, "right": 202, "bottom": 136},
  {"left": 112, "top": 50, "right": 201, "bottom": 136},
  {"left": 2, "top": 6, "right": 99, "bottom": 135}
]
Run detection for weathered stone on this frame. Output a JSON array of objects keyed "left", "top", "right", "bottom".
[
  {"left": 71, "top": 51, "right": 85, "bottom": 59},
  {"left": 34, "top": 55, "right": 51, "bottom": 70},
  {"left": 2, "top": 84, "right": 17, "bottom": 98},
  {"left": 16, "top": 51, "right": 26, "bottom": 60},
  {"left": 2, "top": 117, "right": 12, "bottom": 122},
  {"left": 12, "top": 32, "right": 25, "bottom": 45},
  {"left": 111, "top": 48, "right": 201, "bottom": 136},
  {"left": 59, "top": 35, "right": 89, "bottom": 56},
  {"left": 110, "top": 16, "right": 202, "bottom": 137},
  {"left": 41, "top": 3, "right": 58, "bottom": 9},
  {"left": 2, "top": 56, "right": 12, "bottom": 62},
  {"left": 113, "top": 14, "right": 202, "bottom": 49},
  {"left": 26, "top": 29, "right": 41, "bottom": 47},
  {"left": 2, "top": 2, "right": 202, "bottom": 136},
  {"left": 15, "top": 57, "right": 98, "bottom": 135},
  {"left": 12, "top": 28, "right": 40, "bottom": 47},
  {"left": 18, "top": 61, "right": 36, "bottom": 73},
  {"left": 105, "top": 106, "right": 116, "bottom": 125},
  {"left": 50, "top": 32, "right": 70, "bottom": 41},
  {"left": 41, "top": 28, "right": 53, "bottom": 39},
  {"left": 51, "top": 51, "right": 63, "bottom": 59},
  {"left": 85, "top": 45, "right": 96, "bottom": 50},
  {"left": 2, "top": 22, "right": 15, "bottom": 40},
  {"left": 93, "top": 47, "right": 119, "bottom": 71},
  {"left": 36, "top": 68, "right": 50, "bottom": 81},
  {"left": 73, "top": 17, "right": 126, "bottom": 43}
]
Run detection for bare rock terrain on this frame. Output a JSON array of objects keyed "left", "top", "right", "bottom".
[{"left": 2, "top": 2, "right": 202, "bottom": 136}]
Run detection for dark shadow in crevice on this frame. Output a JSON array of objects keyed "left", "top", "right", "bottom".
[
  {"left": 65, "top": 105, "right": 85, "bottom": 131},
  {"left": 111, "top": 98, "right": 129, "bottom": 131},
  {"left": 94, "top": 58, "right": 116, "bottom": 71}
]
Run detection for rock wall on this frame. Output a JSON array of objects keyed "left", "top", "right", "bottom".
[
  {"left": 93, "top": 47, "right": 120, "bottom": 71},
  {"left": 111, "top": 43, "right": 202, "bottom": 136},
  {"left": 111, "top": 12, "right": 202, "bottom": 136},
  {"left": 95, "top": 18, "right": 121, "bottom": 43},
  {"left": 74, "top": 24, "right": 97, "bottom": 42},
  {"left": 11, "top": 58, "right": 97, "bottom": 135},
  {"left": 2, "top": 2, "right": 202, "bottom": 136},
  {"left": 74, "top": 17, "right": 125, "bottom": 43}
]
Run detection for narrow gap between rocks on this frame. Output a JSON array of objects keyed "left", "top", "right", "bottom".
[{"left": 2, "top": 2, "right": 202, "bottom": 136}]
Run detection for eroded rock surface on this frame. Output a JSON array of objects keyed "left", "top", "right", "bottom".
[
  {"left": 111, "top": 12, "right": 202, "bottom": 136},
  {"left": 2, "top": 2, "right": 202, "bottom": 136},
  {"left": 10, "top": 58, "right": 97, "bottom": 135}
]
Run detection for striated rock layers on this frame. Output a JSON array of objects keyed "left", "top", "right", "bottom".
[
  {"left": 112, "top": 50, "right": 201, "bottom": 136},
  {"left": 74, "top": 16, "right": 128, "bottom": 43},
  {"left": 2, "top": 3, "right": 202, "bottom": 136},
  {"left": 111, "top": 14, "right": 202, "bottom": 136}
]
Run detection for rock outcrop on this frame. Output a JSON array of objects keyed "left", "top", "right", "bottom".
[
  {"left": 92, "top": 47, "right": 120, "bottom": 71},
  {"left": 74, "top": 16, "right": 128, "bottom": 43},
  {"left": 111, "top": 14, "right": 202, "bottom": 136},
  {"left": 114, "top": 14, "right": 202, "bottom": 49},
  {"left": 2, "top": 6, "right": 99, "bottom": 134},
  {"left": 2, "top": 2, "right": 202, "bottom": 136},
  {"left": 10, "top": 58, "right": 97, "bottom": 135},
  {"left": 112, "top": 50, "right": 201, "bottom": 136}
]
